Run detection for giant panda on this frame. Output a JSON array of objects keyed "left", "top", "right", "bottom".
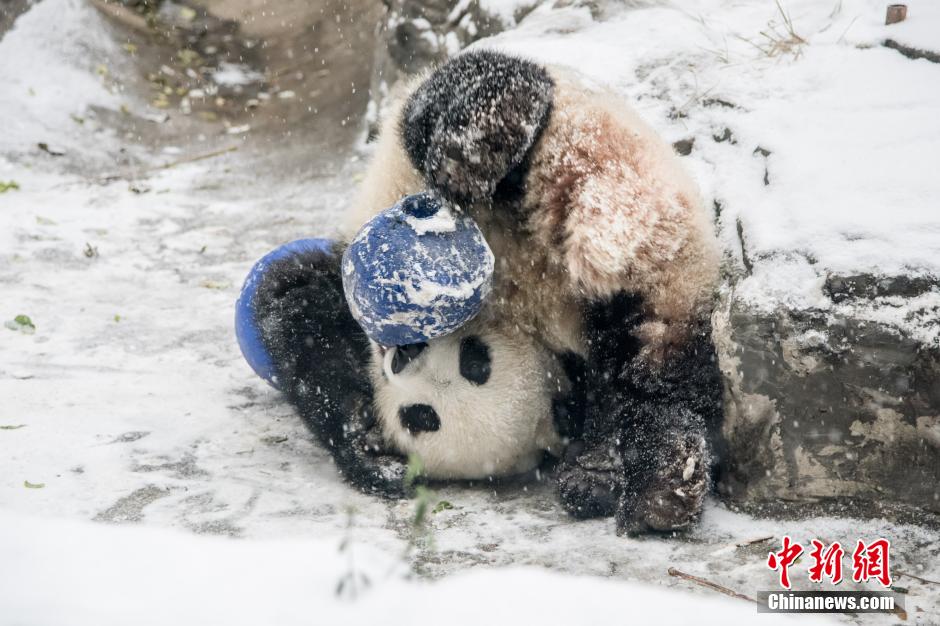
[{"left": 250, "top": 49, "right": 724, "bottom": 535}]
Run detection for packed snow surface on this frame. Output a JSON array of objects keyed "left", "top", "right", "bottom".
[{"left": 1, "top": 510, "right": 845, "bottom": 626}]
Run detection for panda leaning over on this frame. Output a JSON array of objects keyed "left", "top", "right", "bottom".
[{"left": 248, "top": 49, "right": 724, "bottom": 535}]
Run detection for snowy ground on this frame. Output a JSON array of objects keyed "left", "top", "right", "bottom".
[
  {"left": 1, "top": 0, "right": 938, "bottom": 624},
  {"left": 485, "top": 0, "right": 940, "bottom": 339}
]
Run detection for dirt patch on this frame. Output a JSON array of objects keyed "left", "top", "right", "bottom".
[
  {"left": 0, "top": 0, "right": 34, "bottom": 39},
  {"left": 87, "top": 0, "right": 384, "bottom": 181}
]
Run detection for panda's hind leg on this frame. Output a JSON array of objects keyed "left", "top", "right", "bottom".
[
  {"left": 251, "top": 241, "right": 409, "bottom": 498},
  {"left": 614, "top": 320, "right": 723, "bottom": 535},
  {"left": 565, "top": 293, "right": 723, "bottom": 534},
  {"left": 615, "top": 405, "right": 710, "bottom": 535}
]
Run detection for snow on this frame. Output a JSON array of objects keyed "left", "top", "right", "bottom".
[
  {"left": 0, "top": 0, "right": 126, "bottom": 158},
  {"left": 212, "top": 62, "right": 265, "bottom": 87},
  {"left": 479, "top": 0, "right": 540, "bottom": 26},
  {"left": 0, "top": 510, "right": 843, "bottom": 626},
  {"left": 1, "top": 0, "right": 939, "bottom": 624},
  {"left": 404, "top": 205, "right": 458, "bottom": 235},
  {"left": 480, "top": 0, "right": 940, "bottom": 312}
]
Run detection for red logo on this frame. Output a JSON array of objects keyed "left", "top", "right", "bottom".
[
  {"left": 767, "top": 535, "right": 804, "bottom": 589},
  {"left": 766, "top": 537, "right": 892, "bottom": 588},
  {"left": 808, "top": 540, "right": 844, "bottom": 585},
  {"left": 851, "top": 539, "right": 892, "bottom": 587}
]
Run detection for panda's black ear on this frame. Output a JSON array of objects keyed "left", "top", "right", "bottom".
[{"left": 400, "top": 50, "right": 554, "bottom": 205}]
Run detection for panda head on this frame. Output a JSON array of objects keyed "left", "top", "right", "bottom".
[{"left": 370, "top": 320, "right": 567, "bottom": 480}]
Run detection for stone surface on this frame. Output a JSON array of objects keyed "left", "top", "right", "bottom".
[
  {"left": 715, "top": 282, "right": 940, "bottom": 516},
  {"left": 883, "top": 38, "right": 940, "bottom": 64}
]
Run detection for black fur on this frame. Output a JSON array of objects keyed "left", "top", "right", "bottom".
[
  {"left": 400, "top": 50, "right": 554, "bottom": 206},
  {"left": 252, "top": 243, "right": 409, "bottom": 497},
  {"left": 552, "top": 351, "right": 587, "bottom": 441},
  {"left": 399, "top": 404, "right": 441, "bottom": 435},
  {"left": 458, "top": 335, "right": 492, "bottom": 385},
  {"left": 391, "top": 342, "right": 427, "bottom": 375},
  {"left": 558, "top": 293, "right": 724, "bottom": 534}
]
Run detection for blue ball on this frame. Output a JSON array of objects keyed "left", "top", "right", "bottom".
[
  {"left": 342, "top": 193, "right": 494, "bottom": 346},
  {"left": 235, "top": 238, "right": 337, "bottom": 389}
]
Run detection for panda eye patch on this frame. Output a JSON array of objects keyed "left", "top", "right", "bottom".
[
  {"left": 459, "top": 335, "right": 491, "bottom": 385},
  {"left": 391, "top": 342, "right": 428, "bottom": 375},
  {"left": 399, "top": 404, "right": 441, "bottom": 435}
]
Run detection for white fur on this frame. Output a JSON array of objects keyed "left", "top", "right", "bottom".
[{"left": 371, "top": 320, "right": 565, "bottom": 479}]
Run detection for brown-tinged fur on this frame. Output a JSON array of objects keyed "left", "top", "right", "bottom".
[{"left": 347, "top": 66, "right": 719, "bottom": 363}]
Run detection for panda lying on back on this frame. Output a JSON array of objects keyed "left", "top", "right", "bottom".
[{"left": 251, "top": 50, "right": 724, "bottom": 535}]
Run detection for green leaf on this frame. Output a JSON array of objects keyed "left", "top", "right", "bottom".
[
  {"left": 14, "top": 315, "right": 35, "bottom": 329},
  {"left": 0, "top": 424, "right": 26, "bottom": 430},
  {"left": 432, "top": 500, "right": 454, "bottom": 514},
  {"left": 6, "top": 315, "right": 36, "bottom": 334},
  {"left": 24, "top": 480, "right": 44, "bottom": 489},
  {"left": 0, "top": 181, "right": 20, "bottom": 193}
]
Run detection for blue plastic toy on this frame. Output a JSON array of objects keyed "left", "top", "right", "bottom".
[
  {"left": 342, "top": 193, "right": 494, "bottom": 346},
  {"left": 235, "top": 238, "right": 336, "bottom": 389}
]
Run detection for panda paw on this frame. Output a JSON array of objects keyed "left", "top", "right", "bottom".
[
  {"left": 556, "top": 442, "right": 622, "bottom": 519},
  {"left": 615, "top": 433, "right": 709, "bottom": 536},
  {"left": 340, "top": 441, "right": 411, "bottom": 500}
]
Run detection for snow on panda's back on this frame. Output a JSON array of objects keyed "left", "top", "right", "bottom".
[{"left": 370, "top": 319, "right": 566, "bottom": 479}]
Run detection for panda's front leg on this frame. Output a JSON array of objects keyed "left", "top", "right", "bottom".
[
  {"left": 249, "top": 241, "right": 410, "bottom": 498},
  {"left": 554, "top": 294, "right": 642, "bottom": 520}
]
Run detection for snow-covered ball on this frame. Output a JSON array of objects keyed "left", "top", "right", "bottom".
[{"left": 342, "top": 193, "right": 494, "bottom": 346}]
